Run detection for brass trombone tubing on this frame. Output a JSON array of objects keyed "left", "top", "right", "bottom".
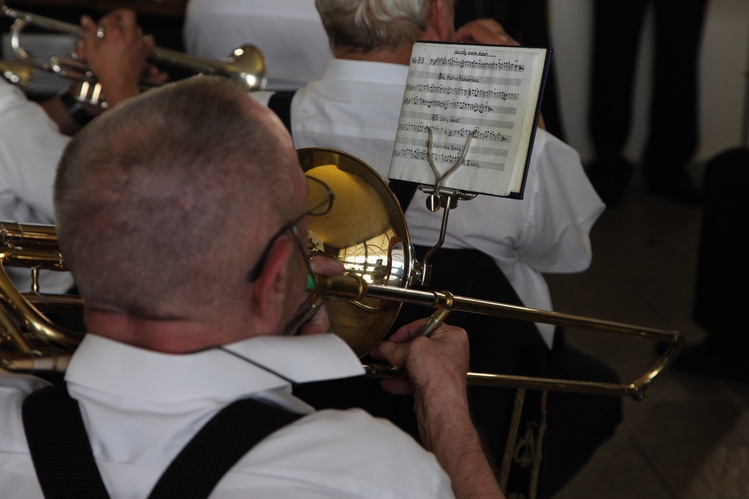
[
  {"left": 0, "top": 1, "right": 267, "bottom": 91},
  {"left": 317, "top": 274, "right": 683, "bottom": 401},
  {"left": 1, "top": 221, "right": 59, "bottom": 249},
  {"left": 0, "top": 249, "right": 81, "bottom": 352},
  {"left": 0, "top": 221, "right": 683, "bottom": 400},
  {"left": 0, "top": 222, "right": 82, "bottom": 359}
]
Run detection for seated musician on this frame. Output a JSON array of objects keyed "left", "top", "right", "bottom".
[
  {"left": 246, "top": 0, "right": 622, "bottom": 495},
  {"left": 1, "top": 8, "right": 159, "bottom": 294},
  {"left": 0, "top": 75, "right": 504, "bottom": 498}
]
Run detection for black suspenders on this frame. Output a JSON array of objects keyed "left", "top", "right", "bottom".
[{"left": 23, "top": 385, "right": 302, "bottom": 498}]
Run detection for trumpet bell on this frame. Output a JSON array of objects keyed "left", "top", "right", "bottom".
[
  {"left": 149, "top": 44, "right": 267, "bottom": 91},
  {"left": 298, "top": 148, "right": 412, "bottom": 357}
]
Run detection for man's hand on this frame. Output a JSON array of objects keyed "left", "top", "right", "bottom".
[
  {"left": 77, "top": 9, "right": 166, "bottom": 107},
  {"left": 453, "top": 18, "right": 519, "bottom": 46},
  {"left": 453, "top": 19, "right": 545, "bottom": 130},
  {"left": 371, "top": 320, "right": 505, "bottom": 498},
  {"left": 371, "top": 320, "right": 469, "bottom": 399}
]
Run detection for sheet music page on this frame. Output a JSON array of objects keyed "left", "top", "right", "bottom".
[{"left": 388, "top": 42, "right": 548, "bottom": 197}]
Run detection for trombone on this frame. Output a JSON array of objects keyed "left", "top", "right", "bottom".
[
  {"left": 0, "top": 1, "right": 267, "bottom": 102},
  {"left": 298, "top": 147, "right": 683, "bottom": 401},
  {"left": 0, "top": 148, "right": 683, "bottom": 402}
]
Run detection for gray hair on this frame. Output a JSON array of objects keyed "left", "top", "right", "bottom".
[
  {"left": 54, "top": 75, "right": 301, "bottom": 320},
  {"left": 316, "top": 0, "right": 433, "bottom": 53}
]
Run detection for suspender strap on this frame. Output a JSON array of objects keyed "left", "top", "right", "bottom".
[
  {"left": 22, "top": 385, "right": 109, "bottom": 499},
  {"left": 267, "top": 91, "right": 297, "bottom": 134},
  {"left": 23, "top": 385, "right": 303, "bottom": 498},
  {"left": 149, "top": 397, "right": 303, "bottom": 498}
]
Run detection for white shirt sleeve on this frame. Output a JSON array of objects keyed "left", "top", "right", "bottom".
[
  {"left": 0, "top": 80, "right": 69, "bottom": 222},
  {"left": 518, "top": 129, "right": 605, "bottom": 274}
]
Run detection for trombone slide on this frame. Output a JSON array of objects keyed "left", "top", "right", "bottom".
[{"left": 319, "top": 274, "right": 683, "bottom": 401}]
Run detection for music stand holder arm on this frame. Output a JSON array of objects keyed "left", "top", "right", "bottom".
[
  {"left": 410, "top": 127, "right": 478, "bottom": 336},
  {"left": 412, "top": 127, "right": 478, "bottom": 285},
  {"left": 417, "top": 186, "right": 477, "bottom": 276}
]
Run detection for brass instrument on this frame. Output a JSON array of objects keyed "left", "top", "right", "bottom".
[
  {"left": 297, "top": 148, "right": 682, "bottom": 400},
  {"left": 0, "top": 222, "right": 81, "bottom": 371},
  {"left": 0, "top": 58, "right": 33, "bottom": 87},
  {"left": 318, "top": 273, "right": 681, "bottom": 400},
  {"left": 1, "top": 1, "right": 267, "bottom": 101},
  {"left": 0, "top": 149, "right": 682, "bottom": 401}
]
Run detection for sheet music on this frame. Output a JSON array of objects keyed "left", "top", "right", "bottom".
[{"left": 388, "top": 42, "right": 549, "bottom": 197}]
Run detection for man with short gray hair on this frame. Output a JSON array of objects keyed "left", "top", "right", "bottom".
[{"left": 1, "top": 75, "right": 504, "bottom": 498}]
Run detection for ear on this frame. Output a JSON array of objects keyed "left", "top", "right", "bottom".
[
  {"left": 427, "top": 0, "right": 454, "bottom": 41},
  {"left": 248, "top": 238, "right": 293, "bottom": 334}
]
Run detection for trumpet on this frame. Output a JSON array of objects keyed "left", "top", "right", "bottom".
[
  {"left": 0, "top": 148, "right": 682, "bottom": 401},
  {"left": 1, "top": 1, "right": 266, "bottom": 102}
]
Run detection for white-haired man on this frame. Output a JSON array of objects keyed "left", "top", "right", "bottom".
[{"left": 250, "top": 1, "right": 620, "bottom": 496}]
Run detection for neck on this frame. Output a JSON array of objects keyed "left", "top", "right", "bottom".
[{"left": 84, "top": 307, "right": 255, "bottom": 354}]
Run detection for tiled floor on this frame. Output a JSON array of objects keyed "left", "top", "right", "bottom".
[{"left": 547, "top": 169, "right": 749, "bottom": 499}]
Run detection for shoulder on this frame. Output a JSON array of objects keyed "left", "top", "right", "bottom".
[
  {"left": 529, "top": 128, "right": 582, "bottom": 171},
  {"left": 526, "top": 129, "right": 598, "bottom": 202},
  {"left": 222, "top": 408, "right": 453, "bottom": 498},
  {"left": 0, "top": 372, "right": 51, "bottom": 452},
  {"left": 284, "top": 407, "right": 423, "bottom": 447},
  {"left": 0, "top": 81, "right": 67, "bottom": 144},
  {"left": 271, "top": 408, "right": 441, "bottom": 468},
  {"left": 0, "top": 79, "right": 25, "bottom": 107}
]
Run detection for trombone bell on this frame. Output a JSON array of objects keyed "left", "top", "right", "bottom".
[{"left": 298, "top": 148, "right": 413, "bottom": 358}]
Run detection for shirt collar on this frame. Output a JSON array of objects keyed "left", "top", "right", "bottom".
[
  {"left": 322, "top": 58, "right": 409, "bottom": 85},
  {"left": 65, "top": 333, "right": 364, "bottom": 403}
]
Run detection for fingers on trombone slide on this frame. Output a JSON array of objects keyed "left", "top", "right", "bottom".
[{"left": 416, "top": 307, "right": 451, "bottom": 337}]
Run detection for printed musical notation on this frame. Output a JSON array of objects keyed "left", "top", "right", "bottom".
[{"left": 388, "top": 42, "right": 550, "bottom": 198}]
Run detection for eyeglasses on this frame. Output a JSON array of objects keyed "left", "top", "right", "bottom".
[{"left": 246, "top": 176, "right": 334, "bottom": 285}]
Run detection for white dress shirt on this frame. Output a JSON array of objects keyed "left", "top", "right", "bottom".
[
  {"left": 0, "top": 80, "right": 73, "bottom": 293},
  {"left": 0, "top": 333, "right": 454, "bottom": 498},
  {"left": 254, "top": 59, "right": 605, "bottom": 347},
  {"left": 183, "top": 0, "right": 332, "bottom": 91}
]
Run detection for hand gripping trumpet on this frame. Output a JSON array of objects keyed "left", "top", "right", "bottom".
[{"left": 1, "top": 1, "right": 267, "bottom": 103}]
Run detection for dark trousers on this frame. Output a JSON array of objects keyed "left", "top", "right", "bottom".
[
  {"left": 544, "top": 332, "right": 623, "bottom": 493},
  {"left": 692, "top": 147, "right": 749, "bottom": 346},
  {"left": 589, "top": 0, "right": 707, "bottom": 181}
]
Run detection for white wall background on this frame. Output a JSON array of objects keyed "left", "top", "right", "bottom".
[{"left": 548, "top": 0, "right": 749, "bottom": 165}]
